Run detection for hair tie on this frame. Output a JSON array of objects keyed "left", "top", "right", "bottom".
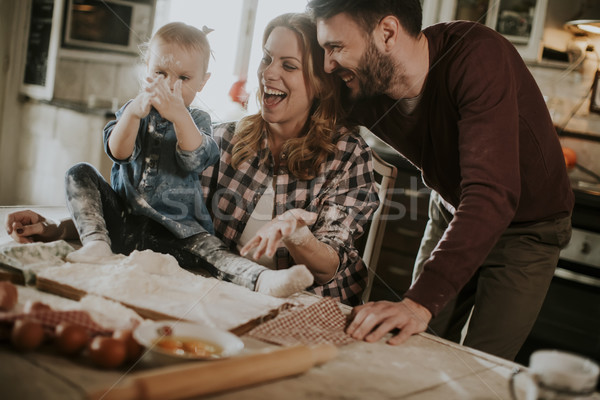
[{"left": 202, "top": 25, "right": 214, "bottom": 35}]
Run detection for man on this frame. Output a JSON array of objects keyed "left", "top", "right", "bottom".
[{"left": 307, "top": 0, "right": 574, "bottom": 360}]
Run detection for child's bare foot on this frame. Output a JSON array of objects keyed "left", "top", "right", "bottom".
[
  {"left": 66, "top": 240, "right": 121, "bottom": 264},
  {"left": 254, "top": 265, "right": 314, "bottom": 298}
]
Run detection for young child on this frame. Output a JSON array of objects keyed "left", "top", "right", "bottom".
[{"left": 64, "top": 22, "right": 313, "bottom": 297}]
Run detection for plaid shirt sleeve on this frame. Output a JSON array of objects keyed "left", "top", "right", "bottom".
[{"left": 306, "top": 128, "right": 380, "bottom": 305}]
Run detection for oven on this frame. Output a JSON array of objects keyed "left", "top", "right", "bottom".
[{"left": 516, "top": 182, "right": 600, "bottom": 381}]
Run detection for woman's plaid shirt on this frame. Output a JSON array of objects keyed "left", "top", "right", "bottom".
[{"left": 201, "top": 122, "right": 380, "bottom": 306}]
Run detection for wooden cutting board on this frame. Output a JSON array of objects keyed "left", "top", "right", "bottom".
[
  {"left": 0, "top": 266, "right": 25, "bottom": 285},
  {"left": 2, "top": 244, "right": 288, "bottom": 334},
  {"left": 0, "top": 240, "right": 76, "bottom": 285},
  {"left": 36, "top": 273, "right": 285, "bottom": 336}
]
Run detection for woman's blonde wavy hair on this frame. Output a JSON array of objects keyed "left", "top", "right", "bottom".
[{"left": 231, "top": 13, "right": 344, "bottom": 180}]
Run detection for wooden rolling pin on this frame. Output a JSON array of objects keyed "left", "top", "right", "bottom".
[{"left": 88, "top": 344, "right": 338, "bottom": 400}]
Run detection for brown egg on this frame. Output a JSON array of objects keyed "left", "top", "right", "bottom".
[
  {"left": 55, "top": 322, "right": 89, "bottom": 356},
  {"left": 0, "top": 281, "right": 18, "bottom": 311},
  {"left": 113, "top": 329, "right": 143, "bottom": 361},
  {"left": 23, "top": 300, "right": 52, "bottom": 314},
  {"left": 88, "top": 336, "right": 127, "bottom": 368},
  {"left": 11, "top": 319, "right": 45, "bottom": 351}
]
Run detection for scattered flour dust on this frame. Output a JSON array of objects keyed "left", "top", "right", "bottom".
[
  {"left": 15, "top": 286, "right": 143, "bottom": 331},
  {"left": 37, "top": 249, "right": 287, "bottom": 331},
  {"left": 79, "top": 294, "right": 144, "bottom": 331}
]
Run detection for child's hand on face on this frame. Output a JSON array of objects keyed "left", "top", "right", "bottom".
[
  {"left": 146, "top": 75, "right": 187, "bottom": 123},
  {"left": 129, "top": 81, "right": 153, "bottom": 119}
]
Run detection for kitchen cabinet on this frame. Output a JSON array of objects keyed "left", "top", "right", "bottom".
[
  {"left": 19, "top": 0, "right": 149, "bottom": 104},
  {"left": 425, "top": 0, "right": 548, "bottom": 62},
  {"left": 21, "top": 0, "right": 64, "bottom": 100}
]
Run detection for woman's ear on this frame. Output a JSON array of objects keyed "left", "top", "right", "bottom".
[{"left": 377, "top": 15, "right": 400, "bottom": 51}]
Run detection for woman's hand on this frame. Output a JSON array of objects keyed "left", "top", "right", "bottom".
[
  {"left": 240, "top": 209, "right": 318, "bottom": 260},
  {"left": 4, "top": 210, "right": 64, "bottom": 243}
]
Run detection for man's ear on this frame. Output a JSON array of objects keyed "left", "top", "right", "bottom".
[{"left": 377, "top": 15, "right": 400, "bottom": 51}]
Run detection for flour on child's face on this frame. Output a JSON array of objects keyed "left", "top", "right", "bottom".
[
  {"left": 146, "top": 38, "right": 208, "bottom": 106},
  {"left": 158, "top": 54, "right": 182, "bottom": 69}
]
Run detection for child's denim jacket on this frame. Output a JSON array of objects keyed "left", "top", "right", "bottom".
[{"left": 104, "top": 103, "right": 219, "bottom": 238}]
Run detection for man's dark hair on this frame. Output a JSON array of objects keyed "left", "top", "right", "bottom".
[{"left": 307, "top": 0, "right": 422, "bottom": 38}]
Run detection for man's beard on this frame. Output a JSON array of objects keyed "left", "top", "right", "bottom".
[{"left": 345, "top": 39, "right": 400, "bottom": 102}]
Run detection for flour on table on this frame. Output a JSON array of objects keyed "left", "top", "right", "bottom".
[
  {"left": 0, "top": 240, "right": 75, "bottom": 283},
  {"left": 37, "top": 250, "right": 288, "bottom": 331},
  {"left": 79, "top": 294, "right": 144, "bottom": 331},
  {"left": 16, "top": 285, "right": 81, "bottom": 311},
  {"left": 15, "top": 286, "right": 144, "bottom": 331}
]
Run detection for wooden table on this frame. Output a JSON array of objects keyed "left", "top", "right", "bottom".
[
  {"left": 0, "top": 206, "right": 597, "bottom": 400},
  {"left": 1, "top": 313, "right": 525, "bottom": 400},
  {"left": 1, "top": 338, "right": 525, "bottom": 400}
]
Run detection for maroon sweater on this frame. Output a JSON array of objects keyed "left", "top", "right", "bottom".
[{"left": 351, "top": 21, "right": 574, "bottom": 316}]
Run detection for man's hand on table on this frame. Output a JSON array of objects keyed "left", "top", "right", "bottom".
[
  {"left": 4, "top": 210, "right": 63, "bottom": 243},
  {"left": 346, "top": 298, "right": 432, "bottom": 345}
]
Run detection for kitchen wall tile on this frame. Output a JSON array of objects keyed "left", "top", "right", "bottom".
[
  {"left": 54, "top": 56, "right": 141, "bottom": 109},
  {"left": 54, "top": 58, "right": 85, "bottom": 103},
  {"left": 17, "top": 154, "right": 63, "bottom": 206},
  {"left": 15, "top": 101, "right": 114, "bottom": 204},
  {"left": 83, "top": 62, "right": 118, "bottom": 108},
  {"left": 53, "top": 146, "right": 77, "bottom": 186},
  {"left": 115, "top": 63, "right": 144, "bottom": 107},
  {"left": 34, "top": 137, "right": 58, "bottom": 177},
  {"left": 22, "top": 102, "right": 56, "bottom": 139},
  {"left": 17, "top": 134, "right": 36, "bottom": 171},
  {"left": 56, "top": 108, "right": 95, "bottom": 144},
  {"left": 36, "top": 176, "right": 64, "bottom": 205},
  {"left": 36, "top": 139, "right": 67, "bottom": 206},
  {"left": 14, "top": 170, "right": 34, "bottom": 205},
  {"left": 55, "top": 107, "right": 108, "bottom": 173}
]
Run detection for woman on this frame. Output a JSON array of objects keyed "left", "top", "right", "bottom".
[
  {"left": 204, "top": 13, "right": 379, "bottom": 304},
  {"left": 5, "top": 13, "right": 379, "bottom": 305}
]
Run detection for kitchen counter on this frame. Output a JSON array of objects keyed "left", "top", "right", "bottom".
[{"left": 1, "top": 206, "right": 598, "bottom": 400}]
